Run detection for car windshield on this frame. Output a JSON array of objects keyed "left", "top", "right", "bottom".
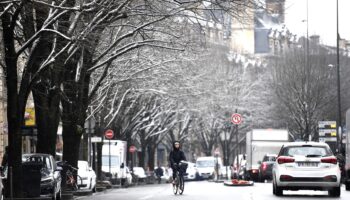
[
  {"left": 263, "top": 156, "right": 276, "bottom": 162},
  {"left": 280, "top": 146, "right": 332, "bottom": 157},
  {"left": 196, "top": 160, "right": 215, "bottom": 168},
  {"left": 78, "top": 161, "right": 89, "bottom": 171},
  {"left": 133, "top": 168, "right": 145, "bottom": 174},
  {"left": 22, "top": 155, "right": 52, "bottom": 170},
  {"left": 102, "top": 155, "right": 119, "bottom": 167}
]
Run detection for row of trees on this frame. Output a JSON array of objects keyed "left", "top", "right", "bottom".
[{"left": 1, "top": 0, "right": 261, "bottom": 197}]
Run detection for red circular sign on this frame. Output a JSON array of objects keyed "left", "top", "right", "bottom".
[
  {"left": 104, "top": 129, "right": 114, "bottom": 139},
  {"left": 231, "top": 113, "right": 242, "bottom": 125},
  {"left": 129, "top": 145, "right": 137, "bottom": 153}
]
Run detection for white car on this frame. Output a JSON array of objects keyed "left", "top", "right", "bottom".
[
  {"left": 78, "top": 160, "right": 97, "bottom": 192},
  {"left": 184, "top": 162, "right": 198, "bottom": 181},
  {"left": 132, "top": 167, "right": 147, "bottom": 181},
  {"left": 273, "top": 142, "right": 341, "bottom": 197}
]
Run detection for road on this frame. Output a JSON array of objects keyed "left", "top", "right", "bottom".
[{"left": 78, "top": 181, "right": 350, "bottom": 200}]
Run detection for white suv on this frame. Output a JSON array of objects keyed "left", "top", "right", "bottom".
[{"left": 272, "top": 142, "right": 341, "bottom": 197}]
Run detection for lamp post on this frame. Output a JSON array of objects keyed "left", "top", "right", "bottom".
[
  {"left": 301, "top": 0, "right": 310, "bottom": 141},
  {"left": 336, "top": 0, "right": 342, "bottom": 153}
]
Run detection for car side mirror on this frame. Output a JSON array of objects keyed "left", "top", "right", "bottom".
[{"left": 89, "top": 167, "right": 93, "bottom": 171}]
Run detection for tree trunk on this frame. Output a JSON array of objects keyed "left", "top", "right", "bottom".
[
  {"left": 2, "top": 12, "right": 24, "bottom": 198},
  {"left": 147, "top": 144, "right": 156, "bottom": 170},
  {"left": 33, "top": 84, "right": 61, "bottom": 156},
  {"left": 96, "top": 142, "right": 103, "bottom": 180}
]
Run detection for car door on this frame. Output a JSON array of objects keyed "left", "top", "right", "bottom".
[{"left": 51, "top": 156, "right": 62, "bottom": 193}]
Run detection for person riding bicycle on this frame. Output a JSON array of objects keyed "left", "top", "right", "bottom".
[{"left": 169, "top": 141, "right": 186, "bottom": 184}]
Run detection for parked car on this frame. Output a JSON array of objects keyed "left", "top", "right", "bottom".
[
  {"left": 78, "top": 160, "right": 96, "bottom": 192},
  {"left": 0, "top": 173, "right": 3, "bottom": 200},
  {"left": 184, "top": 162, "right": 198, "bottom": 181},
  {"left": 258, "top": 154, "right": 277, "bottom": 182},
  {"left": 22, "top": 153, "right": 62, "bottom": 200},
  {"left": 132, "top": 167, "right": 147, "bottom": 181},
  {"left": 273, "top": 142, "right": 341, "bottom": 197},
  {"left": 196, "top": 157, "right": 222, "bottom": 179}
]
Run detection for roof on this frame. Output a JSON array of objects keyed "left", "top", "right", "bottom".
[
  {"left": 281, "top": 142, "right": 329, "bottom": 147},
  {"left": 23, "top": 153, "right": 52, "bottom": 157}
]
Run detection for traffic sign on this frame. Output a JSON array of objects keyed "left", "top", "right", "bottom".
[
  {"left": 129, "top": 145, "right": 137, "bottom": 153},
  {"left": 91, "top": 137, "right": 102, "bottom": 143},
  {"left": 104, "top": 129, "right": 114, "bottom": 139},
  {"left": 231, "top": 113, "right": 242, "bottom": 125},
  {"left": 318, "top": 121, "right": 336, "bottom": 129}
]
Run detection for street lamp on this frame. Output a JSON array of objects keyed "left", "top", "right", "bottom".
[
  {"left": 301, "top": 0, "right": 310, "bottom": 141},
  {"left": 336, "top": 0, "right": 342, "bottom": 154}
]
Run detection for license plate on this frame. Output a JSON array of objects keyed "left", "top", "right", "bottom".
[{"left": 298, "top": 162, "right": 318, "bottom": 167}]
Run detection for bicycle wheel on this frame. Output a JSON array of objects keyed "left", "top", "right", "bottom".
[
  {"left": 172, "top": 176, "right": 178, "bottom": 195},
  {"left": 179, "top": 176, "right": 184, "bottom": 195}
]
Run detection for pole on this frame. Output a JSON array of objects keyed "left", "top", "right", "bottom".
[
  {"left": 109, "top": 139, "right": 111, "bottom": 174},
  {"left": 336, "top": 0, "right": 342, "bottom": 153},
  {"left": 88, "top": 119, "right": 92, "bottom": 166},
  {"left": 305, "top": 0, "right": 310, "bottom": 141},
  {"left": 224, "top": 130, "right": 228, "bottom": 179}
]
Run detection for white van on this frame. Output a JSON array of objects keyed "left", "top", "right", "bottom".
[
  {"left": 196, "top": 156, "right": 222, "bottom": 179},
  {"left": 102, "top": 140, "right": 127, "bottom": 179}
]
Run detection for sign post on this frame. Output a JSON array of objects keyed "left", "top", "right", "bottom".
[
  {"left": 318, "top": 121, "right": 337, "bottom": 152},
  {"left": 129, "top": 145, "right": 136, "bottom": 171},
  {"left": 105, "top": 129, "right": 114, "bottom": 174},
  {"left": 84, "top": 118, "right": 96, "bottom": 167},
  {"left": 231, "top": 111, "right": 242, "bottom": 180}
]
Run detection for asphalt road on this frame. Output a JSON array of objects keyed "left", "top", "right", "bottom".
[{"left": 78, "top": 181, "right": 350, "bottom": 200}]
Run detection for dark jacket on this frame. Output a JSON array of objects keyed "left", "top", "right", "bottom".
[
  {"left": 169, "top": 142, "right": 186, "bottom": 167},
  {"left": 155, "top": 167, "right": 164, "bottom": 176}
]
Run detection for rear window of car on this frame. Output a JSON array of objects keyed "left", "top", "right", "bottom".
[
  {"left": 263, "top": 156, "right": 276, "bottom": 161},
  {"left": 279, "top": 146, "right": 333, "bottom": 157}
]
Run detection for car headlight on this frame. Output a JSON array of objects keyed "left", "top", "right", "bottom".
[{"left": 41, "top": 177, "right": 54, "bottom": 184}]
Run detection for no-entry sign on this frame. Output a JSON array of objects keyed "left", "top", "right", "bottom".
[
  {"left": 129, "top": 145, "right": 137, "bottom": 153},
  {"left": 231, "top": 113, "right": 242, "bottom": 125},
  {"left": 104, "top": 129, "right": 114, "bottom": 139}
]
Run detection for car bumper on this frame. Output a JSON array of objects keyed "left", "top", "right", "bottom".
[
  {"left": 198, "top": 173, "right": 212, "bottom": 179},
  {"left": 275, "top": 167, "right": 341, "bottom": 189}
]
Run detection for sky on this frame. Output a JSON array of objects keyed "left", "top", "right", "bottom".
[{"left": 284, "top": 0, "right": 350, "bottom": 46}]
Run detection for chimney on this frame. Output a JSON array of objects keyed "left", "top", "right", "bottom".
[{"left": 266, "top": 0, "right": 286, "bottom": 23}]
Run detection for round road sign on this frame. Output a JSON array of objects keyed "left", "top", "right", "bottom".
[
  {"left": 231, "top": 113, "right": 242, "bottom": 125},
  {"left": 129, "top": 145, "right": 137, "bottom": 153},
  {"left": 104, "top": 129, "right": 114, "bottom": 139}
]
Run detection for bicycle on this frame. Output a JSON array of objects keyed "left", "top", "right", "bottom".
[
  {"left": 172, "top": 161, "right": 188, "bottom": 195},
  {"left": 57, "top": 161, "right": 82, "bottom": 191}
]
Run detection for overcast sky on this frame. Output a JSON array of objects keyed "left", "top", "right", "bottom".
[{"left": 284, "top": 0, "right": 350, "bottom": 46}]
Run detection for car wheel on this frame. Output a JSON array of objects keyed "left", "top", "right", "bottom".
[
  {"left": 328, "top": 186, "right": 341, "bottom": 197},
  {"left": 273, "top": 180, "right": 283, "bottom": 196}
]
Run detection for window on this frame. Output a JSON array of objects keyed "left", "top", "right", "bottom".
[{"left": 280, "top": 146, "right": 332, "bottom": 157}]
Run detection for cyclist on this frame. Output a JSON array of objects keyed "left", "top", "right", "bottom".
[{"left": 169, "top": 141, "right": 186, "bottom": 184}]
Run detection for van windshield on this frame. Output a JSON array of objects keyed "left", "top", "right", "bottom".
[
  {"left": 102, "top": 155, "right": 120, "bottom": 167},
  {"left": 196, "top": 160, "right": 215, "bottom": 168}
]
